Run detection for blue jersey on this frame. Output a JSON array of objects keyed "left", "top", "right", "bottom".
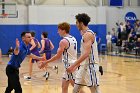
[
  {"left": 111, "top": 36, "right": 117, "bottom": 43},
  {"left": 7, "top": 41, "right": 31, "bottom": 68}
]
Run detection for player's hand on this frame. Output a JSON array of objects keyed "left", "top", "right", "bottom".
[
  {"left": 38, "top": 61, "right": 43, "bottom": 69},
  {"left": 14, "top": 38, "right": 20, "bottom": 55},
  {"left": 38, "top": 61, "right": 46, "bottom": 69},
  {"left": 66, "top": 65, "right": 76, "bottom": 73},
  {"left": 16, "top": 38, "right": 20, "bottom": 48}
]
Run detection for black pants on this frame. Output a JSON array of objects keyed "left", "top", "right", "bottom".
[{"left": 5, "top": 65, "right": 22, "bottom": 93}]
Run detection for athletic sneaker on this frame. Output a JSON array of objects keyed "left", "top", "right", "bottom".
[
  {"left": 43, "top": 72, "right": 49, "bottom": 77},
  {"left": 24, "top": 76, "right": 31, "bottom": 80},
  {"left": 99, "top": 66, "right": 103, "bottom": 75},
  {"left": 53, "top": 65, "right": 58, "bottom": 74},
  {"left": 53, "top": 65, "right": 58, "bottom": 70},
  {"left": 45, "top": 72, "right": 50, "bottom": 80}
]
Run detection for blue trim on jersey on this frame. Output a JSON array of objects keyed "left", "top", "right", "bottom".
[
  {"left": 89, "top": 59, "right": 93, "bottom": 86},
  {"left": 91, "top": 45, "right": 98, "bottom": 86},
  {"left": 91, "top": 46, "right": 94, "bottom": 62},
  {"left": 7, "top": 41, "right": 30, "bottom": 68},
  {"left": 92, "top": 63, "right": 98, "bottom": 86}
]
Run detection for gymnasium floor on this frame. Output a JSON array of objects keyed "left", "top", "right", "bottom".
[{"left": 0, "top": 55, "right": 140, "bottom": 93}]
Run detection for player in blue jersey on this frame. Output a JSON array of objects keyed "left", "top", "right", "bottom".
[{"left": 5, "top": 32, "right": 44, "bottom": 93}]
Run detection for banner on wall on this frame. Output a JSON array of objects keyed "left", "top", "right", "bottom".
[
  {"left": 109, "top": 0, "right": 123, "bottom": 7},
  {"left": 125, "top": 12, "right": 137, "bottom": 24}
]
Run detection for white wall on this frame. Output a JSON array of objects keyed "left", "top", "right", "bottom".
[
  {"left": 1, "top": 5, "right": 106, "bottom": 25},
  {"left": 43, "top": 0, "right": 87, "bottom": 5},
  {"left": 28, "top": 6, "right": 99, "bottom": 24},
  {"left": 9, "top": 0, "right": 96, "bottom": 5},
  {"left": 4, "top": 0, "right": 140, "bottom": 6},
  {"left": 96, "top": 7, "right": 106, "bottom": 24}
]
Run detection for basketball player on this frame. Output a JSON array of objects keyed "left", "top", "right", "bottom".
[
  {"left": 39, "top": 22, "right": 84, "bottom": 93},
  {"left": 66, "top": 13, "right": 101, "bottom": 93},
  {"left": 39, "top": 32, "right": 54, "bottom": 80},
  {"left": 24, "top": 32, "right": 41, "bottom": 80},
  {"left": 5, "top": 32, "right": 44, "bottom": 93}
]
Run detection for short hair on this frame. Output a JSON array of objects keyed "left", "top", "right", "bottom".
[
  {"left": 58, "top": 22, "right": 70, "bottom": 33},
  {"left": 21, "top": 32, "right": 30, "bottom": 38},
  {"left": 30, "top": 31, "right": 35, "bottom": 37},
  {"left": 42, "top": 32, "right": 48, "bottom": 38},
  {"left": 75, "top": 13, "right": 90, "bottom": 26}
]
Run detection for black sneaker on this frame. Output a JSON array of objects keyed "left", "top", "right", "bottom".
[{"left": 99, "top": 66, "right": 103, "bottom": 75}]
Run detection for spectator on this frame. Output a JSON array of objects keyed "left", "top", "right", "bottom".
[
  {"left": 7, "top": 47, "right": 14, "bottom": 57},
  {"left": 106, "top": 32, "right": 112, "bottom": 52}
]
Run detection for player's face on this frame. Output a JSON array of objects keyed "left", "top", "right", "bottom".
[
  {"left": 76, "top": 20, "right": 82, "bottom": 31},
  {"left": 24, "top": 33, "right": 32, "bottom": 44},
  {"left": 58, "top": 28, "right": 64, "bottom": 37}
]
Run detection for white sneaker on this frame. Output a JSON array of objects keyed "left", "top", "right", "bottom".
[
  {"left": 24, "top": 76, "right": 31, "bottom": 81},
  {"left": 45, "top": 72, "right": 50, "bottom": 80}
]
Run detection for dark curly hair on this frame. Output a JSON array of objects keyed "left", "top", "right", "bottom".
[{"left": 75, "top": 13, "right": 90, "bottom": 26}]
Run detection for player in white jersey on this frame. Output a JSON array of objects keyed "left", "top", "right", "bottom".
[
  {"left": 76, "top": 30, "right": 100, "bottom": 86},
  {"left": 39, "top": 22, "right": 84, "bottom": 93},
  {"left": 62, "top": 36, "right": 78, "bottom": 80},
  {"left": 67, "top": 13, "right": 101, "bottom": 93}
]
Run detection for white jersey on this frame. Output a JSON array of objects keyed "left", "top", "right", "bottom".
[
  {"left": 75, "top": 30, "right": 100, "bottom": 86},
  {"left": 62, "top": 36, "right": 77, "bottom": 69},
  {"left": 80, "top": 30, "right": 99, "bottom": 65}
]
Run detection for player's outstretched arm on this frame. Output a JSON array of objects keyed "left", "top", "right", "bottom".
[
  {"left": 14, "top": 38, "right": 20, "bottom": 55},
  {"left": 39, "top": 39, "right": 67, "bottom": 69}
]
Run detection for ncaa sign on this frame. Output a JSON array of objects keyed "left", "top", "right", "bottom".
[{"left": 125, "top": 12, "right": 137, "bottom": 24}]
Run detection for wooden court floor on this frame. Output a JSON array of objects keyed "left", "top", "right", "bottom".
[{"left": 0, "top": 55, "right": 140, "bottom": 93}]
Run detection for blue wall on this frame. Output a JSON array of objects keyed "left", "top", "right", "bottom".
[{"left": 0, "top": 24, "right": 106, "bottom": 54}]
